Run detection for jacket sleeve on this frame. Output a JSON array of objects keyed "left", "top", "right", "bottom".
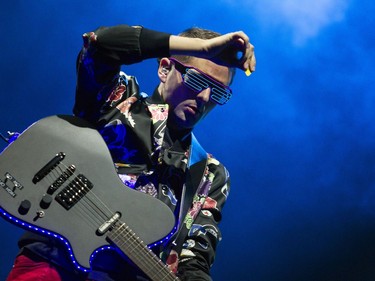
[
  {"left": 177, "top": 157, "right": 231, "bottom": 281},
  {"left": 73, "top": 25, "right": 170, "bottom": 123}
]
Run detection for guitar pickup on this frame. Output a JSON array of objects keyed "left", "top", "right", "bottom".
[{"left": 55, "top": 174, "right": 93, "bottom": 210}]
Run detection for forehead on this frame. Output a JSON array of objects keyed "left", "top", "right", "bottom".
[{"left": 187, "top": 58, "right": 232, "bottom": 86}]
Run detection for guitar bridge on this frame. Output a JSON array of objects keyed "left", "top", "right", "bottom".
[{"left": 33, "top": 152, "right": 65, "bottom": 184}]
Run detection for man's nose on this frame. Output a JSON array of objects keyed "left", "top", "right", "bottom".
[{"left": 196, "top": 87, "right": 211, "bottom": 103}]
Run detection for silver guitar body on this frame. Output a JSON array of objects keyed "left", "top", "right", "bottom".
[{"left": 0, "top": 115, "right": 175, "bottom": 271}]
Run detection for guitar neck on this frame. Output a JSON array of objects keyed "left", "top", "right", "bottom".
[{"left": 107, "top": 222, "right": 180, "bottom": 281}]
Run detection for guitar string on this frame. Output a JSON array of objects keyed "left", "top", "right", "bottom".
[
  {"left": 56, "top": 162, "right": 114, "bottom": 219},
  {"left": 46, "top": 162, "right": 177, "bottom": 280},
  {"left": 113, "top": 223, "right": 178, "bottom": 281},
  {"left": 54, "top": 161, "right": 149, "bottom": 251},
  {"left": 44, "top": 166, "right": 105, "bottom": 230},
  {"left": 110, "top": 223, "right": 178, "bottom": 281},
  {"left": 60, "top": 165, "right": 178, "bottom": 281},
  {"left": 112, "top": 224, "right": 163, "bottom": 279},
  {"left": 65, "top": 169, "right": 178, "bottom": 281},
  {"left": 54, "top": 163, "right": 111, "bottom": 224},
  {"left": 47, "top": 164, "right": 112, "bottom": 228},
  {"left": 58, "top": 168, "right": 113, "bottom": 228},
  {"left": 64, "top": 165, "right": 179, "bottom": 281}
]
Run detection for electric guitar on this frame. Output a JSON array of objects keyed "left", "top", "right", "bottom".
[{"left": 0, "top": 115, "right": 180, "bottom": 281}]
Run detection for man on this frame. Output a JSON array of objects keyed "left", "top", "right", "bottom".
[{"left": 6, "top": 24, "right": 255, "bottom": 281}]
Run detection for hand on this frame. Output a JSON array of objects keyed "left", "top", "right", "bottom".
[{"left": 203, "top": 31, "right": 256, "bottom": 73}]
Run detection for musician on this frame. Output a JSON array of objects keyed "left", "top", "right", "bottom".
[{"left": 6, "top": 24, "right": 255, "bottom": 281}]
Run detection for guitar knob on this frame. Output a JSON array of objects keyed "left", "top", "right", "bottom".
[
  {"left": 40, "top": 194, "right": 52, "bottom": 209},
  {"left": 18, "top": 200, "right": 31, "bottom": 215}
]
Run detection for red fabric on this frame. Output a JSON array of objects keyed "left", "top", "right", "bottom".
[
  {"left": 6, "top": 254, "right": 90, "bottom": 281},
  {"left": 6, "top": 254, "right": 63, "bottom": 281}
]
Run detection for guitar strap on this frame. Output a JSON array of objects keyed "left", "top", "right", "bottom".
[{"left": 166, "top": 133, "right": 208, "bottom": 260}]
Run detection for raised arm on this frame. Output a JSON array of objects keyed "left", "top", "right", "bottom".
[
  {"left": 169, "top": 31, "right": 255, "bottom": 72},
  {"left": 74, "top": 25, "right": 255, "bottom": 122}
]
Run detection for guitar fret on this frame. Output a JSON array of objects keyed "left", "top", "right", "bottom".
[{"left": 108, "top": 222, "right": 179, "bottom": 281}]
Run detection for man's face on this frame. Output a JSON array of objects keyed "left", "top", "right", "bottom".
[{"left": 159, "top": 57, "right": 232, "bottom": 130}]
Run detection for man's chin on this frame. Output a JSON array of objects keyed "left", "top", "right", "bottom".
[{"left": 168, "top": 116, "right": 197, "bottom": 131}]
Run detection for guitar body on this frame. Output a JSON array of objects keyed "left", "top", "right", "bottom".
[{"left": 0, "top": 115, "right": 176, "bottom": 272}]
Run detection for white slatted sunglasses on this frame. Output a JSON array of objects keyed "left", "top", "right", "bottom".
[{"left": 170, "top": 58, "right": 233, "bottom": 105}]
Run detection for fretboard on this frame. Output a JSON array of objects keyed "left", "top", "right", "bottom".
[{"left": 107, "top": 221, "right": 180, "bottom": 281}]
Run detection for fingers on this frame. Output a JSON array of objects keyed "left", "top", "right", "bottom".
[
  {"left": 206, "top": 30, "right": 255, "bottom": 74},
  {"left": 231, "top": 31, "right": 255, "bottom": 73},
  {"left": 245, "top": 43, "right": 256, "bottom": 73}
]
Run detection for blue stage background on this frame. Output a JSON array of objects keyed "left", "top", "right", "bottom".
[{"left": 1, "top": 1, "right": 375, "bottom": 280}]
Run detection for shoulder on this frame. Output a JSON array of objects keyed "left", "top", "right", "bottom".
[
  {"left": 190, "top": 134, "right": 230, "bottom": 182},
  {"left": 205, "top": 154, "right": 230, "bottom": 186}
]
